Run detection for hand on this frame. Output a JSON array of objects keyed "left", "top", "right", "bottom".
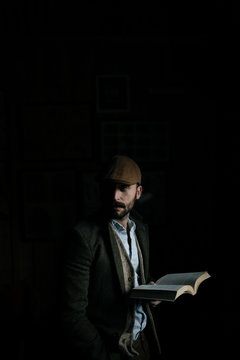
[{"left": 148, "top": 281, "right": 161, "bottom": 307}]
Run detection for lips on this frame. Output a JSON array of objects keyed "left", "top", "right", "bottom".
[
  {"left": 113, "top": 202, "right": 125, "bottom": 209},
  {"left": 113, "top": 206, "right": 123, "bottom": 211}
]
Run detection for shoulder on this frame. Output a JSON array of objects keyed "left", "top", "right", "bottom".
[
  {"left": 71, "top": 210, "right": 108, "bottom": 240},
  {"left": 72, "top": 216, "right": 98, "bottom": 237},
  {"left": 63, "top": 212, "right": 108, "bottom": 258}
]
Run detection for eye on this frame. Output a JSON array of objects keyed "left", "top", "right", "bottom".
[{"left": 119, "top": 184, "right": 129, "bottom": 191}]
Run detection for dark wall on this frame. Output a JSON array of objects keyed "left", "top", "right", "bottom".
[{"left": 0, "top": 2, "right": 239, "bottom": 359}]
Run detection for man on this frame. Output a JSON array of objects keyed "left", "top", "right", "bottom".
[{"left": 61, "top": 155, "right": 161, "bottom": 359}]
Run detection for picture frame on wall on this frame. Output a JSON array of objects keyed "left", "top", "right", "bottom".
[{"left": 96, "top": 75, "right": 130, "bottom": 113}]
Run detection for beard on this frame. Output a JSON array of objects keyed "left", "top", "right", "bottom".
[{"left": 111, "top": 195, "right": 137, "bottom": 220}]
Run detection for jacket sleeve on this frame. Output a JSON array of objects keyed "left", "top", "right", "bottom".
[{"left": 61, "top": 227, "right": 110, "bottom": 360}]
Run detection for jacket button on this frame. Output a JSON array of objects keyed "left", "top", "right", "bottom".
[{"left": 128, "top": 277, "right": 132, "bottom": 282}]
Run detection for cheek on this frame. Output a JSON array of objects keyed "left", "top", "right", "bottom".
[{"left": 124, "top": 194, "right": 133, "bottom": 205}]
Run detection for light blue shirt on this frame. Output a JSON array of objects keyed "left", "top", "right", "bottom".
[{"left": 110, "top": 218, "right": 147, "bottom": 341}]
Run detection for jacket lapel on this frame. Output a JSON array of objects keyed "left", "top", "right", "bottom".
[
  {"left": 105, "top": 214, "right": 149, "bottom": 293},
  {"left": 134, "top": 221, "right": 149, "bottom": 280},
  {"left": 108, "top": 224, "right": 126, "bottom": 294}
]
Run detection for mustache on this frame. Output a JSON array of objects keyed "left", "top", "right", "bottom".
[{"left": 112, "top": 201, "right": 125, "bottom": 208}]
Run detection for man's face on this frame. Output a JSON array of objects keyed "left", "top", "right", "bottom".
[{"left": 104, "top": 183, "right": 142, "bottom": 220}]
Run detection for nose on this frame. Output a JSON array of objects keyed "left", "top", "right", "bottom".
[{"left": 113, "top": 188, "right": 121, "bottom": 201}]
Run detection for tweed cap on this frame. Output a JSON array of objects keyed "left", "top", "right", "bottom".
[{"left": 104, "top": 155, "right": 142, "bottom": 185}]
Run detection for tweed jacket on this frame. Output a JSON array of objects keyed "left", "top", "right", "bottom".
[{"left": 61, "top": 210, "right": 161, "bottom": 360}]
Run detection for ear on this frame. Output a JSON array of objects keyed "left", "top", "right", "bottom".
[{"left": 136, "top": 185, "right": 143, "bottom": 200}]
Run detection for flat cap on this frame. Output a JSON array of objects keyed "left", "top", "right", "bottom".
[{"left": 104, "top": 155, "right": 142, "bottom": 185}]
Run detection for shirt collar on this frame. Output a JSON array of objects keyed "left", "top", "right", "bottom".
[{"left": 110, "top": 218, "right": 136, "bottom": 234}]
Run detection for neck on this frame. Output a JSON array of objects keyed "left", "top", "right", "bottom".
[{"left": 114, "top": 214, "right": 129, "bottom": 229}]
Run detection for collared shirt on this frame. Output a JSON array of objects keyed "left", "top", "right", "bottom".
[{"left": 110, "top": 218, "right": 147, "bottom": 341}]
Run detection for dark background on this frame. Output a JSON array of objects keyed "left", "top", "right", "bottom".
[{"left": 0, "top": 2, "right": 239, "bottom": 359}]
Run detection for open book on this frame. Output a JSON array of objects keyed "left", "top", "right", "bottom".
[{"left": 130, "top": 271, "right": 211, "bottom": 302}]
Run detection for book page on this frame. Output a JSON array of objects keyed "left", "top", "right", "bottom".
[
  {"left": 134, "top": 284, "right": 188, "bottom": 292},
  {"left": 156, "top": 271, "right": 207, "bottom": 288},
  {"left": 130, "top": 284, "right": 193, "bottom": 301}
]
